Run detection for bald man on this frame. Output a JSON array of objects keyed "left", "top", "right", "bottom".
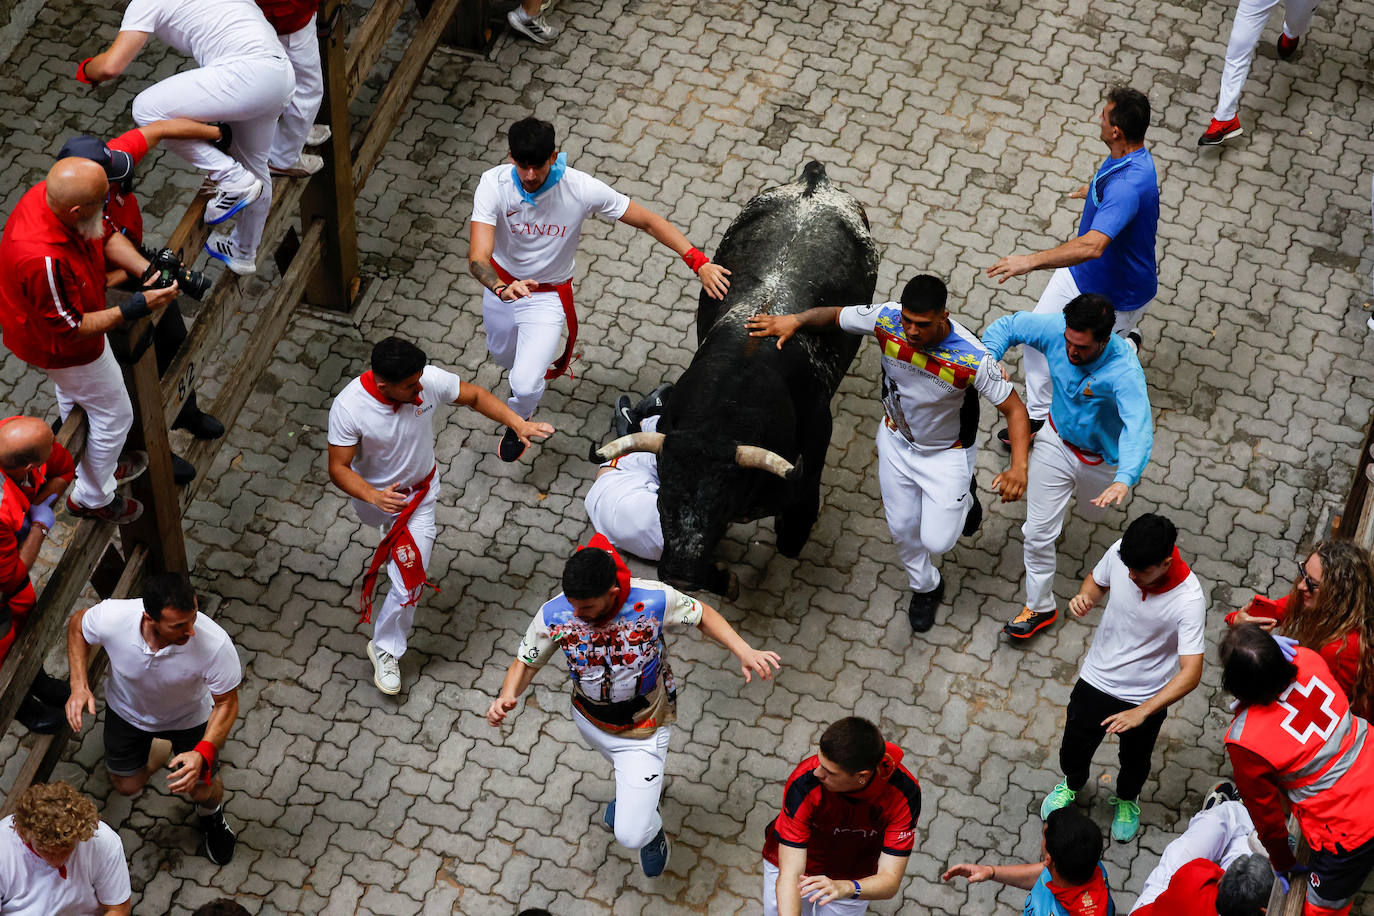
[
  {"left": 0, "top": 416, "right": 76, "bottom": 732},
  {"left": 0, "top": 159, "right": 180, "bottom": 524}
]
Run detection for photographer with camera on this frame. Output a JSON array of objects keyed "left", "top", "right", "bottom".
[
  {"left": 57, "top": 126, "right": 228, "bottom": 486},
  {"left": 0, "top": 157, "right": 179, "bottom": 524}
]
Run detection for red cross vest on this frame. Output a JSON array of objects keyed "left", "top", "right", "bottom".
[{"left": 1225, "top": 648, "right": 1374, "bottom": 852}]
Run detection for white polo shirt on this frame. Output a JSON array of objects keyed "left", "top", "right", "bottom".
[
  {"left": 327, "top": 365, "right": 463, "bottom": 494},
  {"left": 0, "top": 818, "right": 130, "bottom": 916},
  {"left": 81, "top": 599, "right": 242, "bottom": 732},
  {"left": 121, "top": 0, "right": 282, "bottom": 66},
  {"left": 470, "top": 164, "right": 629, "bottom": 284},
  {"left": 1078, "top": 541, "right": 1207, "bottom": 704}
]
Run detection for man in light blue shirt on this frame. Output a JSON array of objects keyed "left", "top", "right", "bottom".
[{"left": 981, "top": 294, "right": 1153, "bottom": 639}]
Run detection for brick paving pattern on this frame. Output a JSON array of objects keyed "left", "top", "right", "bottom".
[{"left": 0, "top": 0, "right": 1372, "bottom": 911}]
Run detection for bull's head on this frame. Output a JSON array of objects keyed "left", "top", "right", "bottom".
[{"left": 594, "top": 432, "right": 800, "bottom": 597}]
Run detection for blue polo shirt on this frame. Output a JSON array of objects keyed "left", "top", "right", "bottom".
[
  {"left": 1068, "top": 148, "right": 1159, "bottom": 312},
  {"left": 982, "top": 312, "right": 1153, "bottom": 486}
]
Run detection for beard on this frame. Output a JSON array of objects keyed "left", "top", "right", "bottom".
[{"left": 75, "top": 211, "right": 104, "bottom": 240}]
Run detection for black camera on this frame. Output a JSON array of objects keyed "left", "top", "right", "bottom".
[{"left": 140, "top": 246, "right": 213, "bottom": 301}]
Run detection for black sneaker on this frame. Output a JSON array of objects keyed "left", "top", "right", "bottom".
[
  {"left": 30, "top": 670, "right": 70, "bottom": 707},
  {"left": 171, "top": 454, "right": 197, "bottom": 486},
  {"left": 1202, "top": 780, "right": 1240, "bottom": 810},
  {"left": 1003, "top": 606, "right": 1057, "bottom": 639},
  {"left": 16, "top": 693, "right": 63, "bottom": 734},
  {"left": 498, "top": 427, "right": 526, "bottom": 462},
  {"left": 632, "top": 383, "right": 673, "bottom": 422},
  {"left": 613, "top": 395, "right": 634, "bottom": 437},
  {"left": 173, "top": 403, "right": 225, "bottom": 440},
  {"left": 907, "top": 578, "right": 945, "bottom": 633},
  {"left": 997, "top": 418, "right": 1043, "bottom": 451},
  {"left": 962, "top": 486, "right": 982, "bottom": 538},
  {"left": 200, "top": 809, "right": 237, "bottom": 865}
]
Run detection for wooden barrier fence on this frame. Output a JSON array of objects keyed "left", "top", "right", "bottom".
[{"left": 0, "top": 0, "right": 488, "bottom": 807}]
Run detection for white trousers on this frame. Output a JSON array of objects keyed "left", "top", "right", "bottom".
[
  {"left": 354, "top": 490, "right": 437, "bottom": 659},
  {"left": 1023, "top": 268, "right": 1147, "bottom": 421},
  {"left": 876, "top": 424, "right": 974, "bottom": 592},
  {"left": 1213, "top": 0, "right": 1323, "bottom": 120},
  {"left": 131, "top": 55, "right": 295, "bottom": 255},
  {"left": 1132, "top": 801, "right": 1257, "bottom": 911},
  {"left": 482, "top": 288, "right": 566, "bottom": 419},
  {"left": 572, "top": 707, "right": 670, "bottom": 851},
  {"left": 763, "top": 860, "right": 870, "bottom": 916},
  {"left": 48, "top": 346, "right": 133, "bottom": 509},
  {"left": 1022, "top": 423, "right": 1118, "bottom": 613},
  {"left": 269, "top": 16, "right": 324, "bottom": 167}
]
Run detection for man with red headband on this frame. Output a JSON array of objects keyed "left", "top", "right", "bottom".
[
  {"left": 328, "top": 336, "right": 552, "bottom": 695},
  {"left": 468, "top": 115, "right": 731, "bottom": 462},
  {"left": 487, "top": 535, "right": 780, "bottom": 878}
]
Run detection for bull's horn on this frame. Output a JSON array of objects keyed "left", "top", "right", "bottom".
[
  {"left": 595, "top": 432, "right": 665, "bottom": 461},
  {"left": 735, "top": 445, "right": 797, "bottom": 479}
]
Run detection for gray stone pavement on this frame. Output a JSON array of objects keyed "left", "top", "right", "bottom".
[{"left": 0, "top": 0, "right": 1373, "bottom": 911}]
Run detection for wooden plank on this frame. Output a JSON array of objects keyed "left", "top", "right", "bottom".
[
  {"left": 351, "top": 0, "right": 463, "bottom": 194},
  {"left": 345, "top": 0, "right": 406, "bottom": 101},
  {"left": 304, "top": 0, "right": 362, "bottom": 311},
  {"left": 177, "top": 220, "right": 325, "bottom": 509},
  {"left": 0, "top": 546, "right": 144, "bottom": 816},
  {"left": 1337, "top": 414, "right": 1374, "bottom": 539}
]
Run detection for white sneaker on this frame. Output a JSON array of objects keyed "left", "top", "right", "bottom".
[
  {"left": 507, "top": 9, "right": 558, "bottom": 43},
  {"left": 269, "top": 153, "right": 324, "bottom": 178},
  {"left": 204, "top": 178, "right": 263, "bottom": 225},
  {"left": 306, "top": 124, "right": 332, "bottom": 146},
  {"left": 367, "top": 641, "right": 401, "bottom": 695},
  {"left": 203, "top": 230, "right": 257, "bottom": 276}
]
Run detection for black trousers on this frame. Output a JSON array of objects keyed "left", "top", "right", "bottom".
[{"left": 1059, "top": 678, "right": 1167, "bottom": 801}]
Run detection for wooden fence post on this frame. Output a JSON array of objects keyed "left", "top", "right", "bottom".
[{"left": 301, "top": 0, "right": 362, "bottom": 311}]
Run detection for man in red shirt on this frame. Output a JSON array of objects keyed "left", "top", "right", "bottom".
[
  {"left": 0, "top": 158, "right": 179, "bottom": 523},
  {"left": 0, "top": 416, "right": 78, "bottom": 732},
  {"left": 762, "top": 717, "right": 920, "bottom": 915},
  {"left": 1221, "top": 625, "right": 1374, "bottom": 916}
]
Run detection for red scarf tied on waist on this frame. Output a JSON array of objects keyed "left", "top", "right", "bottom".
[
  {"left": 491, "top": 259, "right": 577, "bottom": 380},
  {"left": 578, "top": 533, "right": 632, "bottom": 613}
]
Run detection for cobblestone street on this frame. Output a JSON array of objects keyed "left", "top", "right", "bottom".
[{"left": 1, "top": 0, "right": 1373, "bottom": 910}]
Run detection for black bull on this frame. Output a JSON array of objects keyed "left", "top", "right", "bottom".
[{"left": 597, "top": 162, "right": 879, "bottom": 596}]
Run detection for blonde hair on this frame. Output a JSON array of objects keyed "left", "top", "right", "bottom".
[
  {"left": 1281, "top": 540, "right": 1374, "bottom": 717},
  {"left": 12, "top": 782, "right": 98, "bottom": 850}
]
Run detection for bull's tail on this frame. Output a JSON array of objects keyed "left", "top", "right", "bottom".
[{"left": 801, "top": 160, "right": 827, "bottom": 195}]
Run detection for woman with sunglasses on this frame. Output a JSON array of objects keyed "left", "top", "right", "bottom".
[{"left": 1227, "top": 540, "right": 1374, "bottom": 718}]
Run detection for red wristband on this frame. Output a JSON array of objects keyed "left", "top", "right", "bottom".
[
  {"left": 683, "top": 247, "right": 709, "bottom": 273},
  {"left": 194, "top": 740, "right": 216, "bottom": 771},
  {"left": 76, "top": 58, "right": 97, "bottom": 85}
]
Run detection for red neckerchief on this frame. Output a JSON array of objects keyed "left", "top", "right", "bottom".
[
  {"left": 360, "top": 371, "right": 422, "bottom": 413},
  {"left": 1048, "top": 864, "right": 1110, "bottom": 915},
  {"left": 22, "top": 839, "right": 66, "bottom": 879},
  {"left": 578, "top": 533, "right": 632, "bottom": 614},
  {"left": 1138, "top": 546, "right": 1190, "bottom": 599}
]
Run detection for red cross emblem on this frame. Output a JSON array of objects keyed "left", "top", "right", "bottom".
[{"left": 1278, "top": 675, "right": 1341, "bottom": 744}]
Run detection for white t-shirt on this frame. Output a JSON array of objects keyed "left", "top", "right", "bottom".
[
  {"left": 0, "top": 818, "right": 130, "bottom": 916},
  {"left": 838, "top": 305, "right": 1012, "bottom": 452},
  {"left": 81, "top": 599, "right": 243, "bottom": 731},
  {"left": 470, "top": 164, "right": 630, "bottom": 284},
  {"left": 121, "top": 0, "right": 282, "bottom": 66},
  {"left": 1078, "top": 541, "right": 1207, "bottom": 704},
  {"left": 327, "top": 365, "right": 463, "bottom": 494}
]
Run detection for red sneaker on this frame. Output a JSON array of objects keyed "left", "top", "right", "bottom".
[
  {"left": 66, "top": 494, "right": 144, "bottom": 525},
  {"left": 1276, "top": 32, "right": 1299, "bottom": 59},
  {"left": 1197, "top": 117, "right": 1243, "bottom": 147},
  {"left": 113, "top": 450, "right": 149, "bottom": 486}
]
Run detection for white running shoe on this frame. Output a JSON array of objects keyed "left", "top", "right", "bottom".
[
  {"left": 204, "top": 230, "right": 257, "bottom": 276},
  {"left": 367, "top": 641, "right": 401, "bottom": 695},
  {"left": 306, "top": 124, "right": 332, "bottom": 146},
  {"left": 270, "top": 153, "right": 325, "bottom": 177},
  {"left": 204, "top": 178, "right": 263, "bottom": 225},
  {"left": 507, "top": 9, "right": 558, "bottom": 43}
]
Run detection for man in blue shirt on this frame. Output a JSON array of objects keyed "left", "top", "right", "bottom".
[
  {"left": 987, "top": 87, "right": 1159, "bottom": 446},
  {"left": 981, "top": 295, "right": 1153, "bottom": 639}
]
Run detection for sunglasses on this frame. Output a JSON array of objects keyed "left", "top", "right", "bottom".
[{"left": 1296, "top": 561, "right": 1321, "bottom": 593}]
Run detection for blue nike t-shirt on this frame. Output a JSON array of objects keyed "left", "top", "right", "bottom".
[{"left": 1068, "top": 149, "right": 1159, "bottom": 312}]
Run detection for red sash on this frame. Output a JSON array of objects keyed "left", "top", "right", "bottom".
[
  {"left": 359, "top": 466, "right": 437, "bottom": 623},
  {"left": 491, "top": 259, "right": 577, "bottom": 380},
  {"left": 1049, "top": 416, "right": 1105, "bottom": 466}
]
